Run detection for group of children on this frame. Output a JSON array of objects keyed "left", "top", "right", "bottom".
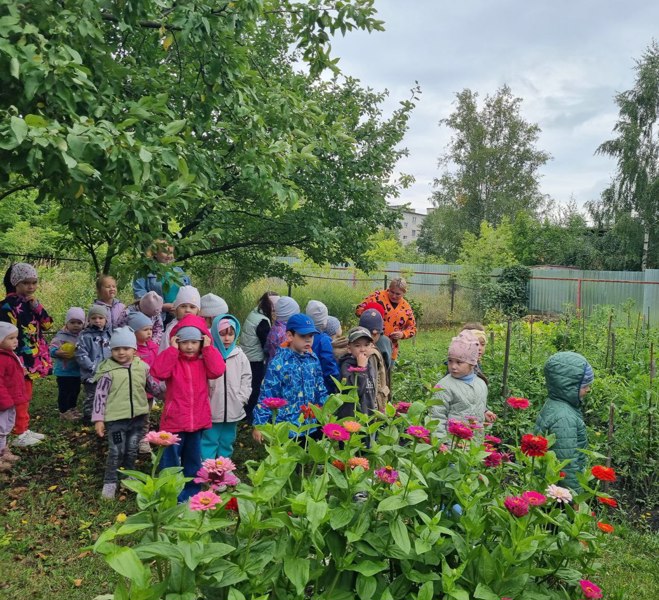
[{"left": 0, "top": 260, "right": 595, "bottom": 501}]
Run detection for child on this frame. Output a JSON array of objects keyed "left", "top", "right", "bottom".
[
  {"left": 357, "top": 309, "right": 391, "bottom": 409},
  {"left": 118, "top": 291, "right": 164, "bottom": 346},
  {"left": 325, "top": 316, "right": 348, "bottom": 361},
  {"left": 241, "top": 291, "right": 279, "bottom": 423},
  {"left": 151, "top": 314, "right": 225, "bottom": 502},
  {"left": 92, "top": 327, "right": 161, "bottom": 499},
  {"left": 76, "top": 305, "right": 112, "bottom": 423},
  {"left": 0, "top": 262, "right": 53, "bottom": 446},
  {"left": 306, "top": 300, "right": 340, "bottom": 393},
  {"left": 159, "top": 286, "right": 201, "bottom": 352},
  {"left": 200, "top": 293, "right": 229, "bottom": 328},
  {"left": 201, "top": 315, "right": 252, "bottom": 460},
  {"left": 265, "top": 296, "right": 299, "bottom": 361},
  {"left": 337, "top": 327, "right": 378, "bottom": 420},
  {"left": 430, "top": 333, "right": 495, "bottom": 438},
  {"left": 49, "top": 307, "right": 85, "bottom": 421},
  {"left": 0, "top": 323, "right": 24, "bottom": 470},
  {"left": 94, "top": 274, "right": 126, "bottom": 330},
  {"left": 127, "top": 311, "right": 162, "bottom": 454},
  {"left": 460, "top": 323, "right": 488, "bottom": 384},
  {"left": 535, "top": 352, "right": 593, "bottom": 494},
  {"left": 253, "top": 313, "right": 327, "bottom": 442}
]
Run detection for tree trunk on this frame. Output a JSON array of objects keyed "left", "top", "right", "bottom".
[{"left": 642, "top": 226, "right": 650, "bottom": 271}]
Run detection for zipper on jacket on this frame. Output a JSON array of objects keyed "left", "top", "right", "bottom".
[
  {"left": 128, "top": 364, "right": 134, "bottom": 418},
  {"left": 223, "top": 370, "right": 228, "bottom": 424}
]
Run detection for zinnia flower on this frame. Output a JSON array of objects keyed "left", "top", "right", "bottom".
[
  {"left": 203, "top": 457, "right": 236, "bottom": 473},
  {"left": 597, "top": 496, "right": 618, "bottom": 508},
  {"left": 144, "top": 431, "right": 181, "bottom": 446},
  {"left": 504, "top": 495, "right": 529, "bottom": 517},
  {"left": 261, "top": 397, "right": 288, "bottom": 410},
  {"left": 224, "top": 497, "right": 239, "bottom": 512},
  {"left": 322, "top": 423, "right": 350, "bottom": 441},
  {"left": 506, "top": 397, "right": 530, "bottom": 409},
  {"left": 342, "top": 420, "right": 361, "bottom": 433},
  {"left": 591, "top": 465, "right": 616, "bottom": 482},
  {"left": 374, "top": 465, "right": 399, "bottom": 484},
  {"left": 406, "top": 425, "right": 431, "bottom": 439},
  {"left": 485, "top": 434, "right": 501, "bottom": 444},
  {"left": 559, "top": 471, "right": 566, "bottom": 478},
  {"left": 597, "top": 522, "right": 614, "bottom": 534},
  {"left": 394, "top": 402, "right": 411, "bottom": 414},
  {"left": 189, "top": 491, "right": 222, "bottom": 511},
  {"left": 522, "top": 491, "right": 547, "bottom": 506},
  {"left": 465, "top": 415, "right": 483, "bottom": 430},
  {"left": 347, "top": 365, "right": 367, "bottom": 373},
  {"left": 447, "top": 420, "right": 474, "bottom": 440},
  {"left": 438, "top": 443, "right": 449, "bottom": 453},
  {"left": 484, "top": 452, "right": 503, "bottom": 468},
  {"left": 347, "top": 457, "right": 370, "bottom": 470},
  {"left": 433, "top": 383, "right": 443, "bottom": 390},
  {"left": 579, "top": 579, "right": 603, "bottom": 599},
  {"left": 520, "top": 434, "right": 548, "bottom": 457},
  {"left": 545, "top": 484, "right": 573, "bottom": 503},
  {"left": 331, "top": 459, "right": 346, "bottom": 471}
]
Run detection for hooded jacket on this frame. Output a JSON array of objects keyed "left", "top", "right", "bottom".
[
  {"left": 0, "top": 348, "right": 27, "bottom": 410},
  {"left": 91, "top": 357, "right": 151, "bottom": 422},
  {"left": 430, "top": 372, "right": 488, "bottom": 438},
  {"left": 49, "top": 328, "right": 81, "bottom": 377},
  {"left": 535, "top": 352, "right": 590, "bottom": 493},
  {"left": 337, "top": 354, "right": 378, "bottom": 419},
  {"left": 150, "top": 314, "right": 225, "bottom": 432},
  {"left": 208, "top": 314, "right": 252, "bottom": 422},
  {"left": 93, "top": 298, "right": 125, "bottom": 331},
  {"left": 75, "top": 323, "right": 112, "bottom": 382},
  {"left": 312, "top": 331, "right": 340, "bottom": 393}
]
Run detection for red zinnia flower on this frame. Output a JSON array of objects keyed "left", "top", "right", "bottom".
[
  {"left": 579, "top": 579, "right": 603, "bottom": 599},
  {"left": 331, "top": 459, "right": 345, "bottom": 471},
  {"left": 224, "top": 497, "right": 239, "bottom": 512},
  {"left": 504, "top": 495, "right": 529, "bottom": 517},
  {"left": 506, "top": 397, "right": 530, "bottom": 409},
  {"left": 447, "top": 419, "right": 474, "bottom": 440},
  {"left": 394, "top": 402, "right": 411, "bottom": 415},
  {"left": 597, "top": 522, "right": 614, "bottom": 534},
  {"left": 521, "top": 490, "right": 547, "bottom": 506},
  {"left": 559, "top": 471, "right": 566, "bottom": 478},
  {"left": 484, "top": 451, "right": 503, "bottom": 467},
  {"left": 261, "top": 397, "right": 288, "bottom": 410},
  {"left": 591, "top": 465, "right": 616, "bottom": 482},
  {"left": 485, "top": 434, "right": 501, "bottom": 444},
  {"left": 597, "top": 496, "right": 618, "bottom": 508},
  {"left": 520, "top": 434, "right": 548, "bottom": 457},
  {"left": 300, "top": 404, "right": 318, "bottom": 420}
]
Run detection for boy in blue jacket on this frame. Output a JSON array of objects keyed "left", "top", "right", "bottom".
[{"left": 252, "top": 314, "right": 327, "bottom": 442}]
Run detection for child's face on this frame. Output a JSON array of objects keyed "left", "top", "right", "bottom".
[
  {"left": 112, "top": 346, "right": 135, "bottom": 365},
  {"left": 98, "top": 278, "right": 117, "bottom": 301},
  {"left": 477, "top": 341, "right": 485, "bottom": 359},
  {"left": 579, "top": 385, "right": 591, "bottom": 398},
  {"left": 287, "top": 331, "right": 314, "bottom": 354},
  {"left": 155, "top": 245, "right": 174, "bottom": 264},
  {"left": 66, "top": 319, "right": 84, "bottom": 334},
  {"left": 135, "top": 326, "right": 153, "bottom": 343},
  {"left": 219, "top": 328, "right": 235, "bottom": 348},
  {"left": 0, "top": 332, "right": 18, "bottom": 351},
  {"left": 447, "top": 357, "right": 474, "bottom": 379},
  {"left": 90, "top": 315, "right": 107, "bottom": 329},
  {"left": 15, "top": 278, "right": 38, "bottom": 298},
  {"left": 349, "top": 337, "right": 372, "bottom": 359},
  {"left": 175, "top": 303, "right": 199, "bottom": 320},
  {"left": 370, "top": 330, "right": 381, "bottom": 342},
  {"left": 179, "top": 339, "right": 201, "bottom": 356}
]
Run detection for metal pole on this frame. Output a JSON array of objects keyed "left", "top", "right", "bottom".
[
  {"left": 287, "top": 282, "right": 292, "bottom": 297},
  {"left": 501, "top": 318, "right": 512, "bottom": 398}
]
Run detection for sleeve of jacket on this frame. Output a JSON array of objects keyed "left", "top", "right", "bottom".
[
  {"left": 132, "top": 277, "right": 148, "bottom": 300},
  {"left": 313, "top": 360, "right": 328, "bottom": 406},
  {"left": 75, "top": 335, "right": 95, "bottom": 378},
  {"left": 32, "top": 302, "right": 54, "bottom": 331},
  {"left": 400, "top": 301, "right": 417, "bottom": 339},
  {"left": 256, "top": 319, "right": 271, "bottom": 349},
  {"left": 318, "top": 336, "right": 339, "bottom": 392},
  {"left": 49, "top": 335, "right": 62, "bottom": 358},
  {"left": 92, "top": 373, "right": 112, "bottom": 422},
  {"left": 253, "top": 358, "right": 283, "bottom": 425},
  {"left": 0, "top": 363, "right": 13, "bottom": 410},
  {"left": 202, "top": 345, "right": 226, "bottom": 380},
  {"left": 115, "top": 308, "right": 128, "bottom": 328},
  {"left": 238, "top": 353, "right": 253, "bottom": 405},
  {"left": 150, "top": 346, "right": 179, "bottom": 381},
  {"left": 355, "top": 291, "right": 378, "bottom": 317},
  {"left": 430, "top": 387, "right": 451, "bottom": 437}
]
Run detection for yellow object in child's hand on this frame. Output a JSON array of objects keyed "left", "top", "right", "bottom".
[{"left": 60, "top": 342, "right": 76, "bottom": 358}]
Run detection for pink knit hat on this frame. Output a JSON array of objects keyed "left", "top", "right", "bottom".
[
  {"left": 139, "top": 291, "right": 164, "bottom": 317},
  {"left": 65, "top": 307, "right": 85, "bottom": 323},
  {"left": 448, "top": 332, "right": 479, "bottom": 365},
  {"left": 173, "top": 285, "right": 201, "bottom": 309},
  {"left": 217, "top": 318, "right": 233, "bottom": 333}
]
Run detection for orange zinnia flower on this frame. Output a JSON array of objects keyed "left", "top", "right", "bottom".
[
  {"left": 597, "top": 522, "right": 614, "bottom": 534},
  {"left": 591, "top": 465, "right": 616, "bottom": 482},
  {"left": 597, "top": 496, "right": 618, "bottom": 508}
]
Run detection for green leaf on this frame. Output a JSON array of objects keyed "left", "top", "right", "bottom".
[
  {"left": 163, "top": 119, "right": 187, "bottom": 136},
  {"left": 62, "top": 152, "right": 77, "bottom": 169},
  {"left": 10, "top": 117, "right": 27, "bottom": 145},
  {"left": 227, "top": 589, "right": 246, "bottom": 600},
  {"left": 139, "top": 147, "right": 153, "bottom": 162},
  {"left": 448, "top": 589, "right": 470, "bottom": 600},
  {"left": 307, "top": 498, "right": 328, "bottom": 530},
  {"left": 474, "top": 583, "right": 500, "bottom": 600},
  {"left": 417, "top": 581, "right": 434, "bottom": 600},
  {"left": 389, "top": 517, "right": 411, "bottom": 554},
  {"left": 106, "top": 546, "right": 149, "bottom": 587},
  {"left": 330, "top": 506, "right": 354, "bottom": 530},
  {"left": 10, "top": 57, "right": 19, "bottom": 78},
  {"left": 284, "top": 556, "right": 309, "bottom": 595},
  {"left": 348, "top": 560, "right": 387, "bottom": 577},
  {"left": 356, "top": 573, "right": 377, "bottom": 599}
]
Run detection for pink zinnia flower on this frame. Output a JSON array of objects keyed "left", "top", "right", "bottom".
[
  {"left": 485, "top": 434, "right": 501, "bottom": 444},
  {"left": 522, "top": 490, "right": 547, "bottom": 506},
  {"left": 504, "top": 495, "right": 529, "bottom": 517},
  {"left": 406, "top": 425, "right": 430, "bottom": 439},
  {"left": 579, "top": 579, "right": 603, "bottom": 599},
  {"left": 347, "top": 365, "right": 367, "bottom": 373},
  {"left": 189, "top": 490, "right": 222, "bottom": 511},
  {"left": 546, "top": 484, "right": 573, "bottom": 503},
  {"left": 144, "top": 431, "right": 181, "bottom": 446},
  {"left": 322, "top": 423, "right": 350, "bottom": 441},
  {"left": 433, "top": 383, "right": 443, "bottom": 390},
  {"left": 484, "top": 451, "right": 503, "bottom": 467},
  {"left": 438, "top": 443, "right": 449, "bottom": 453},
  {"left": 342, "top": 420, "right": 361, "bottom": 433},
  {"left": 394, "top": 402, "right": 411, "bottom": 414},
  {"left": 506, "top": 397, "right": 530, "bottom": 409},
  {"left": 202, "top": 457, "right": 236, "bottom": 473},
  {"left": 220, "top": 472, "right": 240, "bottom": 487},
  {"left": 347, "top": 457, "right": 370, "bottom": 470},
  {"left": 375, "top": 465, "right": 399, "bottom": 484},
  {"left": 447, "top": 420, "right": 474, "bottom": 440},
  {"left": 261, "top": 397, "right": 288, "bottom": 410},
  {"left": 465, "top": 415, "right": 483, "bottom": 430}
]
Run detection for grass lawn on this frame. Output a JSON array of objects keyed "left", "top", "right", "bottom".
[{"left": 0, "top": 329, "right": 657, "bottom": 599}]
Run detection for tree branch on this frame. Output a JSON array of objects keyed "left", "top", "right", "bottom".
[
  {"left": 179, "top": 237, "right": 310, "bottom": 259},
  {"left": 0, "top": 183, "right": 35, "bottom": 201}
]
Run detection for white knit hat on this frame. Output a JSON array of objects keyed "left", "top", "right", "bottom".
[
  {"left": 0, "top": 322, "right": 18, "bottom": 342},
  {"left": 200, "top": 293, "right": 229, "bottom": 318},
  {"left": 173, "top": 286, "right": 201, "bottom": 309},
  {"left": 10, "top": 262, "right": 37, "bottom": 286}
]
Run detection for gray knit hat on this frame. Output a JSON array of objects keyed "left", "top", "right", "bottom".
[
  {"left": 88, "top": 305, "right": 109, "bottom": 319},
  {"left": 275, "top": 296, "right": 299, "bottom": 322},
  {"left": 306, "top": 300, "right": 329, "bottom": 331},
  {"left": 127, "top": 312, "right": 153, "bottom": 332},
  {"left": 325, "top": 316, "right": 342, "bottom": 337},
  {"left": 110, "top": 326, "right": 137, "bottom": 349},
  {"left": 176, "top": 326, "right": 203, "bottom": 341},
  {"left": 200, "top": 293, "right": 229, "bottom": 318},
  {"left": 173, "top": 286, "right": 201, "bottom": 309}
]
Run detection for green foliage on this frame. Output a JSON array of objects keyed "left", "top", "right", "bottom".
[
  {"left": 481, "top": 265, "right": 531, "bottom": 318},
  {"left": 0, "top": 0, "right": 415, "bottom": 278}
]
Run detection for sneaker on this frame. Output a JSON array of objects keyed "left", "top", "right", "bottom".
[
  {"left": 138, "top": 440, "right": 151, "bottom": 454},
  {"left": 25, "top": 429, "right": 45, "bottom": 440},
  {"left": 60, "top": 410, "right": 79, "bottom": 422},
  {"left": 12, "top": 431, "right": 41, "bottom": 447},
  {"left": 0, "top": 449, "right": 20, "bottom": 463},
  {"left": 101, "top": 483, "right": 117, "bottom": 500}
]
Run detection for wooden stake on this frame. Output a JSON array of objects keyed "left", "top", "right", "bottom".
[{"left": 501, "top": 318, "right": 512, "bottom": 398}]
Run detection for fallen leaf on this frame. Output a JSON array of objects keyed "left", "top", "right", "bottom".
[
  {"left": 48, "top": 485, "right": 58, "bottom": 491},
  {"left": 73, "top": 578, "right": 82, "bottom": 587}
]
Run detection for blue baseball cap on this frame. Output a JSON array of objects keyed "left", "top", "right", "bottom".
[{"left": 286, "top": 313, "right": 319, "bottom": 335}]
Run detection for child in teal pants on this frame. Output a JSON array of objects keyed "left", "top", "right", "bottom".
[{"left": 201, "top": 314, "right": 252, "bottom": 460}]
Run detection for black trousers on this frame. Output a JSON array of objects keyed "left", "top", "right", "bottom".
[{"left": 56, "top": 376, "right": 81, "bottom": 413}]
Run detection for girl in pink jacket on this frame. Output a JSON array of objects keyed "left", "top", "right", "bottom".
[{"left": 150, "top": 314, "right": 225, "bottom": 502}]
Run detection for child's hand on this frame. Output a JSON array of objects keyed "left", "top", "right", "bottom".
[
  {"left": 485, "top": 410, "right": 497, "bottom": 424},
  {"left": 356, "top": 351, "right": 369, "bottom": 368},
  {"left": 252, "top": 428, "right": 264, "bottom": 444},
  {"left": 389, "top": 331, "right": 403, "bottom": 341},
  {"left": 202, "top": 335, "right": 212, "bottom": 348},
  {"left": 95, "top": 422, "right": 105, "bottom": 437},
  {"left": 170, "top": 336, "right": 179, "bottom": 349}
]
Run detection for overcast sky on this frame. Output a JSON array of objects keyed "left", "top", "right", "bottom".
[{"left": 330, "top": 0, "right": 658, "bottom": 214}]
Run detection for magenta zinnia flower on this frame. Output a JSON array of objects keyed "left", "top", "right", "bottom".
[
  {"left": 485, "top": 434, "right": 501, "bottom": 444},
  {"left": 261, "top": 397, "right": 288, "bottom": 410},
  {"left": 579, "top": 580, "right": 603, "bottom": 599},
  {"left": 347, "top": 365, "right": 367, "bottom": 373},
  {"left": 447, "top": 419, "right": 474, "bottom": 440},
  {"left": 522, "top": 490, "right": 547, "bottom": 506},
  {"left": 189, "top": 490, "right": 222, "bottom": 511},
  {"left": 394, "top": 402, "right": 411, "bottom": 415},
  {"left": 144, "top": 431, "right": 181, "bottom": 446},
  {"left": 322, "top": 423, "right": 350, "bottom": 441},
  {"left": 375, "top": 465, "right": 399, "bottom": 484},
  {"left": 506, "top": 396, "right": 530, "bottom": 409},
  {"left": 504, "top": 495, "right": 529, "bottom": 517},
  {"left": 406, "top": 425, "right": 430, "bottom": 439},
  {"left": 483, "top": 451, "right": 503, "bottom": 467}
]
